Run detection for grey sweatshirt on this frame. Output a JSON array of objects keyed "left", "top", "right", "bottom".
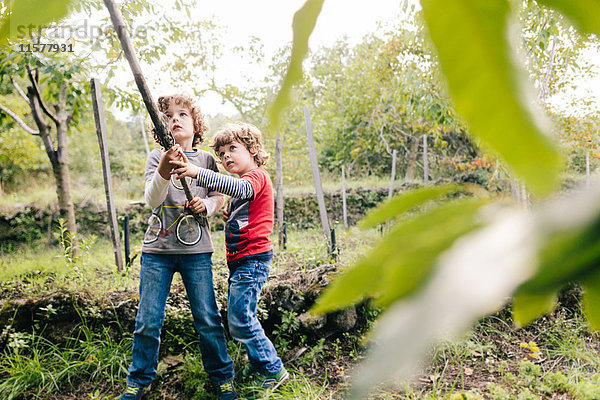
[{"left": 141, "top": 148, "right": 224, "bottom": 254}]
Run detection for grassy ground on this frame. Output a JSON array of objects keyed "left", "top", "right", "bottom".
[{"left": 1, "top": 225, "right": 599, "bottom": 399}]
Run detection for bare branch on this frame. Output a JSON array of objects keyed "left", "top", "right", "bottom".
[
  {"left": 206, "top": 80, "right": 249, "bottom": 121},
  {"left": 26, "top": 65, "right": 59, "bottom": 124},
  {"left": 10, "top": 77, "right": 29, "bottom": 103},
  {"left": 0, "top": 102, "right": 40, "bottom": 135}
]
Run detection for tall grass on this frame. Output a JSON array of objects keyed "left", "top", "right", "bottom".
[
  {"left": 0, "top": 236, "right": 138, "bottom": 296},
  {"left": 0, "top": 324, "right": 131, "bottom": 400}
]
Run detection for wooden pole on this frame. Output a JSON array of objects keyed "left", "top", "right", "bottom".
[
  {"left": 586, "top": 149, "right": 591, "bottom": 188},
  {"left": 389, "top": 149, "right": 397, "bottom": 199},
  {"left": 342, "top": 165, "right": 348, "bottom": 229},
  {"left": 423, "top": 135, "right": 429, "bottom": 184},
  {"left": 90, "top": 78, "right": 124, "bottom": 271},
  {"left": 139, "top": 114, "right": 150, "bottom": 155},
  {"left": 102, "top": 0, "right": 205, "bottom": 226},
  {"left": 304, "top": 106, "right": 332, "bottom": 250},
  {"left": 124, "top": 215, "right": 130, "bottom": 267},
  {"left": 275, "top": 132, "right": 285, "bottom": 249}
]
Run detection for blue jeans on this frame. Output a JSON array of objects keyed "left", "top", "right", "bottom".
[
  {"left": 126, "top": 253, "right": 234, "bottom": 387},
  {"left": 227, "top": 255, "right": 283, "bottom": 375}
]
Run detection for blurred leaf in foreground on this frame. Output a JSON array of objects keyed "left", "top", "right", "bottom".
[
  {"left": 538, "top": 0, "right": 600, "bottom": 35},
  {"left": 421, "top": 0, "right": 562, "bottom": 195},
  {"left": 267, "top": 0, "right": 324, "bottom": 133},
  {"left": 0, "top": 0, "right": 74, "bottom": 45},
  {"left": 346, "top": 182, "right": 600, "bottom": 399},
  {"left": 313, "top": 188, "right": 490, "bottom": 314},
  {"left": 583, "top": 271, "right": 600, "bottom": 330},
  {"left": 359, "top": 184, "right": 463, "bottom": 228}
]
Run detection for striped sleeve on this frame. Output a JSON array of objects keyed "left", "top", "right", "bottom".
[{"left": 196, "top": 168, "right": 254, "bottom": 200}]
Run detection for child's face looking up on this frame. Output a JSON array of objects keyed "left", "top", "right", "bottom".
[
  {"left": 165, "top": 104, "right": 195, "bottom": 151},
  {"left": 216, "top": 140, "right": 257, "bottom": 176}
]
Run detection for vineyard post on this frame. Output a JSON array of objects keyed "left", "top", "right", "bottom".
[
  {"left": 139, "top": 115, "right": 150, "bottom": 155},
  {"left": 586, "top": 149, "right": 590, "bottom": 188},
  {"left": 304, "top": 105, "right": 333, "bottom": 253},
  {"left": 90, "top": 78, "right": 124, "bottom": 271},
  {"left": 124, "top": 215, "right": 130, "bottom": 267},
  {"left": 389, "top": 149, "right": 397, "bottom": 199},
  {"left": 342, "top": 165, "right": 348, "bottom": 229},
  {"left": 423, "top": 135, "right": 429, "bottom": 184},
  {"left": 275, "top": 132, "right": 285, "bottom": 249}
]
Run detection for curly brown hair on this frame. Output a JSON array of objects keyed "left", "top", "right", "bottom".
[
  {"left": 210, "top": 123, "right": 270, "bottom": 166},
  {"left": 150, "top": 93, "right": 208, "bottom": 148}
]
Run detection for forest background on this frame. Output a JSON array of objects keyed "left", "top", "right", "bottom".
[{"left": 1, "top": 0, "right": 599, "bottom": 207}]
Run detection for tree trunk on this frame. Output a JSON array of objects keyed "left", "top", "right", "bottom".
[
  {"left": 54, "top": 85, "right": 78, "bottom": 239},
  {"left": 54, "top": 128, "right": 77, "bottom": 239},
  {"left": 26, "top": 85, "right": 78, "bottom": 249},
  {"left": 404, "top": 133, "right": 421, "bottom": 181}
]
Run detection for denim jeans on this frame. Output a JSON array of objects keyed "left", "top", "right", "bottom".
[
  {"left": 126, "top": 253, "right": 234, "bottom": 387},
  {"left": 228, "top": 255, "right": 283, "bottom": 375}
]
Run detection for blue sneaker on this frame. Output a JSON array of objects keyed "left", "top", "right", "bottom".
[
  {"left": 216, "top": 380, "right": 237, "bottom": 400},
  {"left": 120, "top": 385, "right": 145, "bottom": 400}
]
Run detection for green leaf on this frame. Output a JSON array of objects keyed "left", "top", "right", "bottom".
[
  {"left": 518, "top": 216, "right": 600, "bottom": 294},
  {"left": 538, "top": 0, "right": 600, "bottom": 36},
  {"left": 0, "top": 0, "right": 74, "bottom": 45},
  {"left": 512, "top": 292, "right": 557, "bottom": 328},
  {"left": 420, "top": 0, "right": 562, "bottom": 195},
  {"left": 582, "top": 271, "right": 600, "bottom": 331},
  {"left": 360, "top": 184, "right": 463, "bottom": 228},
  {"left": 312, "top": 198, "right": 489, "bottom": 314},
  {"left": 267, "top": 0, "right": 324, "bottom": 132}
]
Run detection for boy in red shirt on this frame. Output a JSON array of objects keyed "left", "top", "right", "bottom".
[{"left": 171, "top": 122, "right": 288, "bottom": 393}]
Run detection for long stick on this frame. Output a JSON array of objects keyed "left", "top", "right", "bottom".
[{"left": 103, "top": 0, "right": 205, "bottom": 226}]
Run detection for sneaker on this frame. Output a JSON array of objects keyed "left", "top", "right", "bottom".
[
  {"left": 216, "top": 381, "right": 237, "bottom": 400},
  {"left": 120, "top": 386, "right": 145, "bottom": 400},
  {"left": 253, "top": 367, "right": 289, "bottom": 391}
]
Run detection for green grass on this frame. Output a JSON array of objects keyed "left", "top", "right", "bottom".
[
  {"left": 0, "top": 236, "right": 138, "bottom": 297},
  {"left": 0, "top": 325, "right": 131, "bottom": 400}
]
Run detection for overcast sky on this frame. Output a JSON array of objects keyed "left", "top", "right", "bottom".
[
  {"left": 150, "top": 0, "right": 412, "bottom": 116},
  {"left": 108, "top": 0, "right": 598, "bottom": 119}
]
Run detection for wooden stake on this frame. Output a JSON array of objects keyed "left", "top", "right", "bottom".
[
  {"left": 389, "top": 149, "right": 397, "bottom": 199},
  {"left": 90, "top": 78, "right": 124, "bottom": 271},
  {"left": 139, "top": 115, "right": 150, "bottom": 155},
  {"left": 342, "top": 165, "right": 348, "bottom": 229},
  {"left": 275, "top": 132, "right": 285, "bottom": 249},
  {"left": 586, "top": 149, "right": 590, "bottom": 188},
  {"left": 423, "top": 135, "right": 429, "bottom": 184},
  {"left": 304, "top": 106, "right": 332, "bottom": 250}
]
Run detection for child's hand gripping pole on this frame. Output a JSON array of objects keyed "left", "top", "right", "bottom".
[{"left": 103, "top": 0, "right": 206, "bottom": 226}]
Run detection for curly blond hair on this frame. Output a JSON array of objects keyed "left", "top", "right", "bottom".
[
  {"left": 150, "top": 93, "right": 208, "bottom": 148},
  {"left": 210, "top": 122, "right": 270, "bottom": 166}
]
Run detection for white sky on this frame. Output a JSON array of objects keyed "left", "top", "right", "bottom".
[
  {"left": 105, "top": 0, "right": 599, "bottom": 119},
  {"left": 148, "top": 0, "right": 411, "bottom": 116}
]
